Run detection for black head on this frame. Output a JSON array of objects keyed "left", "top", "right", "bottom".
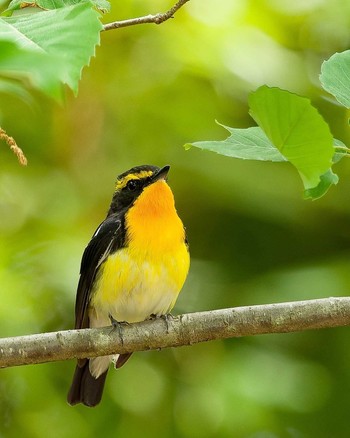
[{"left": 107, "top": 165, "right": 170, "bottom": 215}]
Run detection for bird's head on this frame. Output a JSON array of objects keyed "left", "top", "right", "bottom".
[{"left": 108, "top": 165, "right": 171, "bottom": 215}]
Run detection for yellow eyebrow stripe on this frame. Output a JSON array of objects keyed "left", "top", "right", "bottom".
[{"left": 115, "top": 170, "right": 154, "bottom": 191}]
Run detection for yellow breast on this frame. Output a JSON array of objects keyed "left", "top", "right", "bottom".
[{"left": 90, "top": 180, "right": 189, "bottom": 325}]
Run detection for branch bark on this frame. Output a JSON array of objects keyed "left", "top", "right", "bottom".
[
  {"left": 1, "top": 297, "right": 350, "bottom": 368},
  {"left": 103, "top": 0, "right": 190, "bottom": 32}
]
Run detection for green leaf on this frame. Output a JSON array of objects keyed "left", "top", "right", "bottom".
[
  {"left": 185, "top": 87, "right": 345, "bottom": 200},
  {"left": 186, "top": 123, "right": 287, "bottom": 162},
  {"left": 249, "top": 86, "right": 334, "bottom": 190},
  {"left": 3, "top": 0, "right": 32, "bottom": 14},
  {"left": 0, "top": 2, "right": 102, "bottom": 97},
  {"left": 0, "top": 40, "right": 65, "bottom": 100},
  {"left": 320, "top": 51, "right": 350, "bottom": 108},
  {"left": 5, "top": 0, "right": 110, "bottom": 14},
  {"left": 303, "top": 169, "right": 339, "bottom": 200}
]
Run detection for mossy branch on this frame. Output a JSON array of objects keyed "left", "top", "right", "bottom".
[{"left": 1, "top": 297, "right": 350, "bottom": 368}]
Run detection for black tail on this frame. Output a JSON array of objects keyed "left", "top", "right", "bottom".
[
  {"left": 115, "top": 352, "right": 133, "bottom": 368},
  {"left": 67, "top": 360, "right": 108, "bottom": 407}
]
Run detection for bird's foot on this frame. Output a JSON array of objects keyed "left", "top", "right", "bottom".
[{"left": 109, "top": 314, "right": 130, "bottom": 345}]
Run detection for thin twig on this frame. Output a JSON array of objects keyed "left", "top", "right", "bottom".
[
  {"left": 103, "top": 0, "right": 190, "bottom": 31},
  {"left": 0, "top": 127, "right": 27, "bottom": 166},
  {"left": 1, "top": 297, "right": 350, "bottom": 368}
]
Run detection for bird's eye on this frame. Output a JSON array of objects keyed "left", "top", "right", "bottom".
[{"left": 126, "top": 179, "right": 139, "bottom": 191}]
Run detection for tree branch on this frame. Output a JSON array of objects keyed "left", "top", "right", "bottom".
[
  {"left": 102, "top": 0, "right": 190, "bottom": 32},
  {"left": 1, "top": 297, "right": 350, "bottom": 368}
]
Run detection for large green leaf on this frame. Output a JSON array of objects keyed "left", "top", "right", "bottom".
[
  {"left": 320, "top": 51, "right": 350, "bottom": 108},
  {"left": 0, "top": 40, "right": 64, "bottom": 100},
  {"left": 185, "top": 88, "right": 347, "bottom": 200},
  {"left": 187, "top": 122, "right": 345, "bottom": 166},
  {"left": 4, "top": 0, "right": 110, "bottom": 14},
  {"left": 185, "top": 123, "right": 287, "bottom": 162},
  {"left": 0, "top": 2, "right": 102, "bottom": 98},
  {"left": 249, "top": 86, "right": 334, "bottom": 190}
]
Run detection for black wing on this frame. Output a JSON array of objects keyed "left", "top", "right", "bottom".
[{"left": 74, "top": 214, "right": 123, "bottom": 329}]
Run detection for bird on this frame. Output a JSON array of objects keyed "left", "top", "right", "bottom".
[{"left": 67, "top": 164, "right": 190, "bottom": 407}]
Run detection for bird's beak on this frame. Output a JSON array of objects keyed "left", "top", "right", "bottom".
[{"left": 151, "top": 165, "right": 170, "bottom": 183}]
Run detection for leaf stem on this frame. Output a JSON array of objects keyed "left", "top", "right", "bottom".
[{"left": 334, "top": 146, "right": 350, "bottom": 153}]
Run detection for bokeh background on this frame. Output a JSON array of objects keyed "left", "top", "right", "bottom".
[{"left": 1, "top": 0, "right": 350, "bottom": 436}]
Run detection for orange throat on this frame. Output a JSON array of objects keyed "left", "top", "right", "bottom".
[{"left": 125, "top": 180, "right": 185, "bottom": 253}]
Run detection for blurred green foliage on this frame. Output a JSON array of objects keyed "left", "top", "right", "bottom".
[{"left": 1, "top": 0, "right": 350, "bottom": 437}]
